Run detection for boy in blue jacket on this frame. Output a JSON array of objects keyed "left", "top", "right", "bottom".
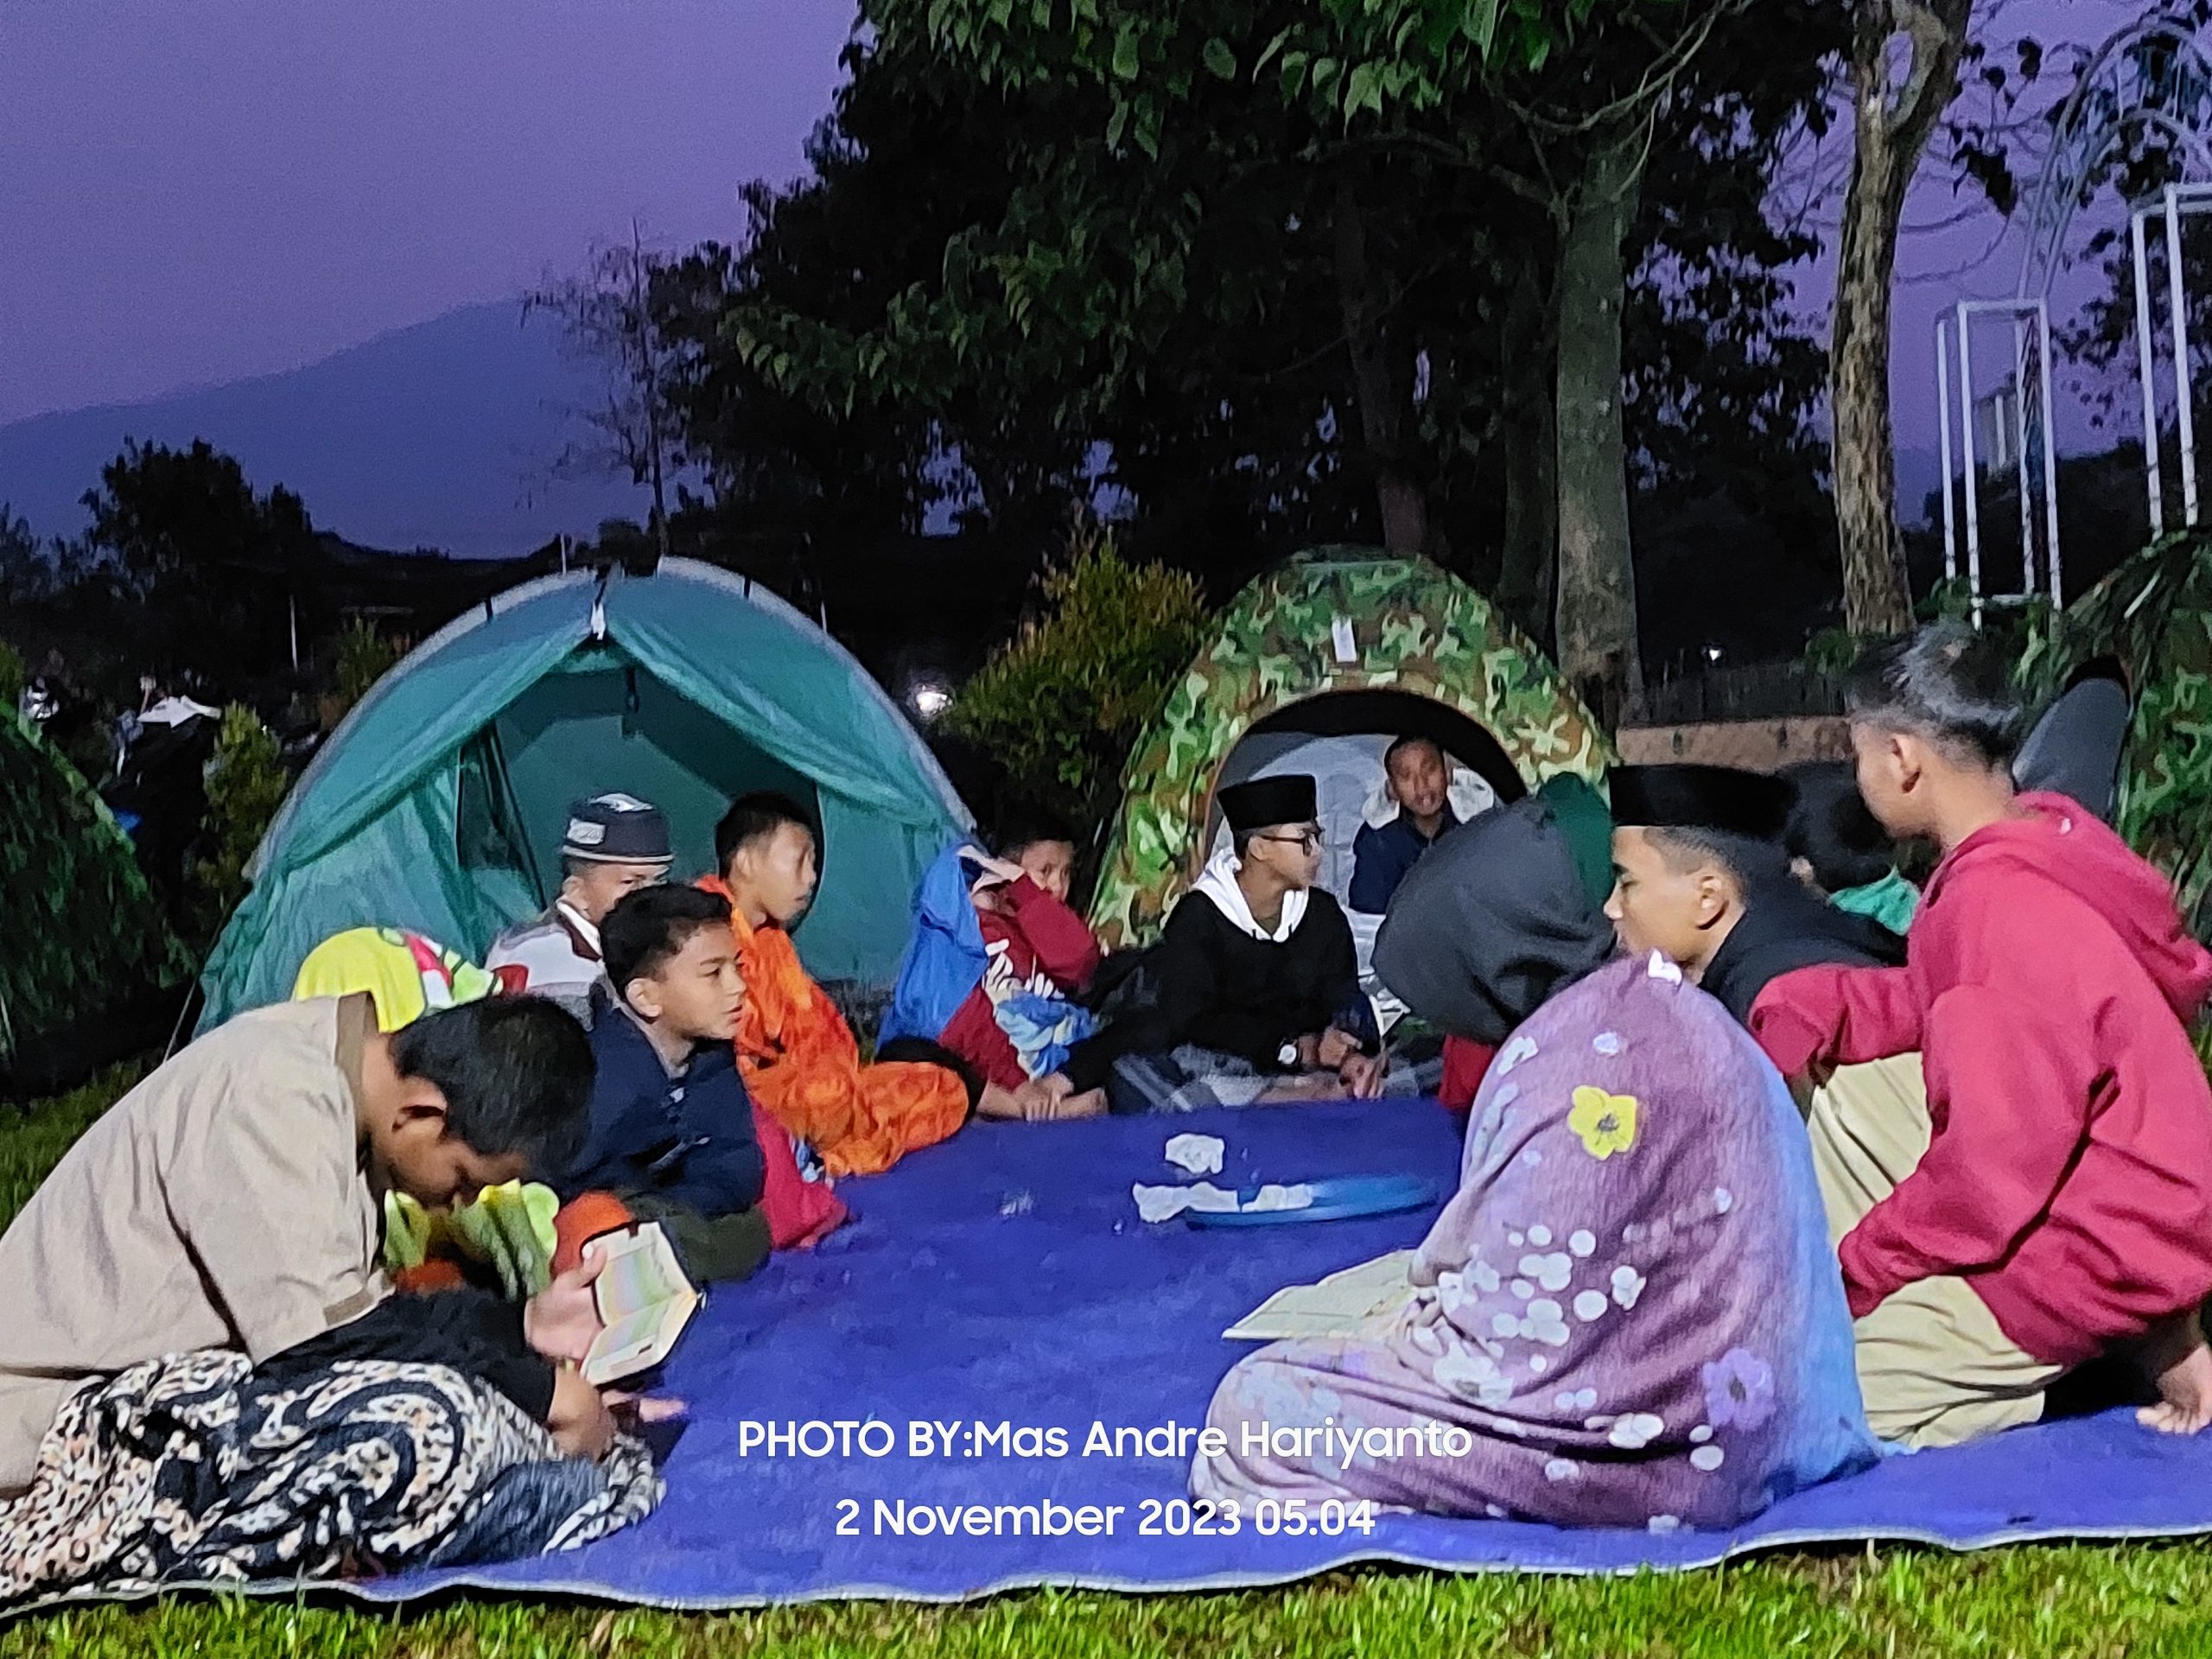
[{"left": 569, "top": 886, "right": 770, "bottom": 1283}]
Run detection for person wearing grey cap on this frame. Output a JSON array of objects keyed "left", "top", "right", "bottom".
[{"left": 486, "top": 793, "right": 674, "bottom": 1025}]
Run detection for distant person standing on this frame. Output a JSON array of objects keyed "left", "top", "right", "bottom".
[
  {"left": 1348, "top": 736, "right": 1458, "bottom": 914},
  {"left": 487, "top": 794, "right": 673, "bottom": 1024}
]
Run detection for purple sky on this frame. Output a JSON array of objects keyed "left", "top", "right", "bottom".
[
  {"left": 1839, "top": 0, "right": 2160, "bottom": 466},
  {"left": 0, "top": 0, "right": 2168, "bottom": 468},
  {"left": 0, "top": 0, "right": 849, "bottom": 425}
]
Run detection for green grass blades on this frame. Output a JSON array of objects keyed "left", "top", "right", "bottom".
[{"left": 13, "top": 1551, "right": 2212, "bottom": 1658}]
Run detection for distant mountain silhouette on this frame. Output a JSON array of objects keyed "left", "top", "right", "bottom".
[{"left": 0, "top": 302, "right": 648, "bottom": 556}]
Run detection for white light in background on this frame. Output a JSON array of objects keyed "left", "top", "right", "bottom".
[{"left": 909, "top": 679, "right": 953, "bottom": 721}]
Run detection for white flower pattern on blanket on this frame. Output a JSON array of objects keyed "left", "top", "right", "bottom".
[{"left": 1190, "top": 957, "right": 1879, "bottom": 1529}]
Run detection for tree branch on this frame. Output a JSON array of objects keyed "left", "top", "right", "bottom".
[
  {"left": 1317, "top": 132, "right": 1559, "bottom": 218},
  {"left": 1507, "top": 0, "right": 1751, "bottom": 140},
  {"left": 1881, "top": 0, "right": 1961, "bottom": 138}
]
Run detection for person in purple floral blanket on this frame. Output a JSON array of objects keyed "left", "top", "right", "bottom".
[{"left": 1192, "top": 951, "right": 1878, "bottom": 1529}]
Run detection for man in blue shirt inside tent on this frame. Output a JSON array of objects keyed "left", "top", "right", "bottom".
[{"left": 1348, "top": 735, "right": 1459, "bottom": 914}]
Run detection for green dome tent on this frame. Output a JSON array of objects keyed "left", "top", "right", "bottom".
[
  {"left": 199, "top": 558, "right": 972, "bottom": 1033},
  {"left": 1089, "top": 547, "right": 1611, "bottom": 950},
  {"left": 1, "top": 705, "right": 192, "bottom": 1094}
]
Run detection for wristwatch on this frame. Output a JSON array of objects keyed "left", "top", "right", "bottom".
[{"left": 1279, "top": 1042, "right": 1300, "bottom": 1067}]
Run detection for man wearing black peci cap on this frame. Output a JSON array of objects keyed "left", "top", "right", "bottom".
[
  {"left": 1027, "top": 774, "right": 1385, "bottom": 1115},
  {"left": 1605, "top": 764, "right": 1904, "bottom": 1027},
  {"left": 486, "top": 793, "right": 675, "bottom": 1025}
]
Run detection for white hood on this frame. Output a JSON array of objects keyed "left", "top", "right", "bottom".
[{"left": 1191, "top": 845, "right": 1308, "bottom": 943}]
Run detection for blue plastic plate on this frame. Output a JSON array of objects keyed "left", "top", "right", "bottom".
[{"left": 1184, "top": 1173, "right": 1440, "bottom": 1228}]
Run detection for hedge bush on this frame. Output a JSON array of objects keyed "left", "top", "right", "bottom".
[{"left": 949, "top": 523, "right": 1208, "bottom": 838}]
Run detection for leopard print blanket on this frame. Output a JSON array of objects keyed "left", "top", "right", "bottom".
[{"left": 0, "top": 1351, "right": 660, "bottom": 1605}]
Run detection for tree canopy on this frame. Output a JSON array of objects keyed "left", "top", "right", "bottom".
[
  {"left": 79, "top": 439, "right": 317, "bottom": 690},
  {"left": 663, "top": 0, "right": 1844, "bottom": 697}
]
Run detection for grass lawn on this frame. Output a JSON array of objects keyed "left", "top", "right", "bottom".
[{"left": 3, "top": 1073, "right": 2209, "bottom": 1657}]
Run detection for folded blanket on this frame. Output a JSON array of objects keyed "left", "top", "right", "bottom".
[
  {"left": 0, "top": 1351, "right": 659, "bottom": 1605},
  {"left": 994, "top": 989, "right": 1098, "bottom": 1082}
]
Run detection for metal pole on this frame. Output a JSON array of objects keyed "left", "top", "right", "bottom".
[
  {"left": 2135, "top": 207, "right": 2166, "bottom": 537},
  {"left": 2167, "top": 186, "right": 2199, "bottom": 526},
  {"left": 1957, "top": 305, "right": 1984, "bottom": 629},
  {"left": 2012, "top": 317, "right": 2034, "bottom": 597},
  {"left": 1936, "top": 317, "right": 1959, "bottom": 584},
  {"left": 2037, "top": 300, "right": 2063, "bottom": 609}
]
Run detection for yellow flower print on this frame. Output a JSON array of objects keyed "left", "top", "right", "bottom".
[{"left": 1568, "top": 1086, "right": 1638, "bottom": 1160}]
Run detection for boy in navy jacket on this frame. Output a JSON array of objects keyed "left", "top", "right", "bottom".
[{"left": 569, "top": 886, "right": 769, "bottom": 1283}]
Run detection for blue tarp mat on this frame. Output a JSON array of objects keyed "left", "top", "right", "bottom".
[{"left": 368, "top": 1099, "right": 2212, "bottom": 1608}]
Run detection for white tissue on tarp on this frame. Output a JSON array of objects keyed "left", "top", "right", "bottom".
[
  {"left": 1164, "top": 1133, "right": 1226, "bottom": 1175},
  {"left": 1133, "top": 1182, "right": 1241, "bottom": 1223},
  {"left": 1132, "top": 1180, "right": 1314, "bottom": 1221},
  {"left": 1132, "top": 1184, "right": 1186, "bottom": 1224}
]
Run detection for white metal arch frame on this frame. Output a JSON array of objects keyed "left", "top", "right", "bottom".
[
  {"left": 1936, "top": 299, "right": 2059, "bottom": 627},
  {"left": 2130, "top": 180, "right": 2212, "bottom": 534},
  {"left": 2017, "top": 20, "right": 2212, "bottom": 305},
  {"left": 1936, "top": 16, "right": 2212, "bottom": 622}
]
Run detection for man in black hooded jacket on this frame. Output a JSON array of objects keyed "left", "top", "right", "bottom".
[{"left": 1371, "top": 774, "right": 1620, "bottom": 1050}]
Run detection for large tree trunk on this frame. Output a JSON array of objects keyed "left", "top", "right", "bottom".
[
  {"left": 1554, "top": 121, "right": 1645, "bottom": 728},
  {"left": 1832, "top": 0, "right": 1972, "bottom": 634},
  {"left": 1334, "top": 168, "right": 1427, "bottom": 553},
  {"left": 1496, "top": 257, "right": 1558, "bottom": 645}
]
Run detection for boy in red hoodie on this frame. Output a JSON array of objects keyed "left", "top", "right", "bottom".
[
  {"left": 1753, "top": 626, "right": 2212, "bottom": 1447},
  {"left": 931, "top": 818, "right": 1108, "bottom": 1119}
]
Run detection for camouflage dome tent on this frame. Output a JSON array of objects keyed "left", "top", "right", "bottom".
[{"left": 1090, "top": 548, "right": 1612, "bottom": 951}]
